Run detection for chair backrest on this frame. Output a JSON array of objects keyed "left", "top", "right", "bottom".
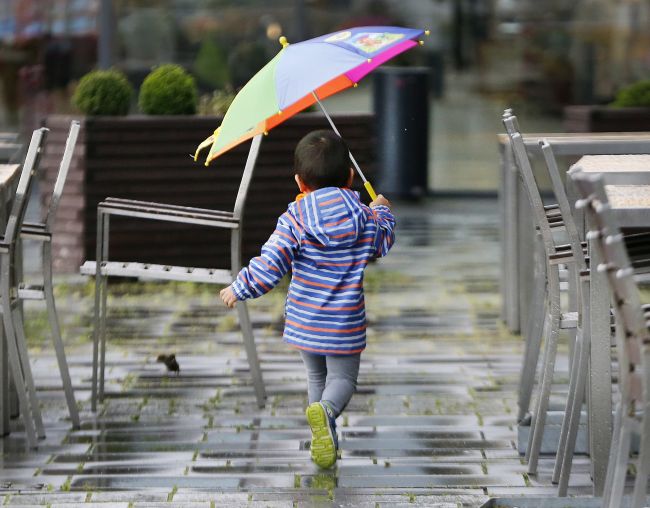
[
  {"left": 572, "top": 171, "right": 648, "bottom": 402},
  {"left": 232, "top": 134, "right": 263, "bottom": 221},
  {"left": 538, "top": 140, "right": 588, "bottom": 272},
  {"left": 45, "top": 121, "right": 80, "bottom": 231},
  {"left": 502, "top": 110, "right": 556, "bottom": 254},
  {"left": 4, "top": 128, "right": 48, "bottom": 244}
]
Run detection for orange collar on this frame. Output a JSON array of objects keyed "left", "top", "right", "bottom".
[{"left": 295, "top": 187, "right": 351, "bottom": 202}]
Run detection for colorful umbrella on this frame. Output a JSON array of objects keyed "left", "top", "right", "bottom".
[{"left": 194, "top": 26, "right": 428, "bottom": 200}]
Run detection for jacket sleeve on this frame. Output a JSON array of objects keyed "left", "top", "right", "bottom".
[
  {"left": 369, "top": 205, "right": 396, "bottom": 258},
  {"left": 230, "top": 212, "right": 300, "bottom": 300}
]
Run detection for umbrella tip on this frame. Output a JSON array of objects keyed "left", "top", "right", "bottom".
[
  {"left": 425, "top": 29, "right": 430, "bottom": 36},
  {"left": 279, "top": 36, "right": 289, "bottom": 48}
]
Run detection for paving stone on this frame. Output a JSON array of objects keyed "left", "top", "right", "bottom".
[
  {"left": 2, "top": 493, "right": 87, "bottom": 505},
  {"left": 89, "top": 490, "right": 169, "bottom": 503},
  {"left": 337, "top": 474, "right": 526, "bottom": 488},
  {"left": 51, "top": 504, "right": 131, "bottom": 508}
]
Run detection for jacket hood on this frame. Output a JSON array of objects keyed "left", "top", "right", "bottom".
[{"left": 289, "top": 187, "right": 366, "bottom": 247}]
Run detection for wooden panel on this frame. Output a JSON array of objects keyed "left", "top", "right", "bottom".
[{"left": 42, "top": 114, "right": 376, "bottom": 273}]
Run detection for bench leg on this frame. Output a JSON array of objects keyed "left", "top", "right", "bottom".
[
  {"left": 1, "top": 263, "right": 37, "bottom": 448},
  {"left": 11, "top": 306, "right": 45, "bottom": 439},
  {"left": 236, "top": 301, "right": 266, "bottom": 408},
  {"left": 98, "top": 271, "right": 108, "bottom": 404},
  {"left": 92, "top": 212, "right": 109, "bottom": 412},
  {"left": 43, "top": 242, "right": 80, "bottom": 428}
]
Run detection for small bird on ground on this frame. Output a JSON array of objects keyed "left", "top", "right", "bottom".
[{"left": 157, "top": 354, "right": 180, "bottom": 375}]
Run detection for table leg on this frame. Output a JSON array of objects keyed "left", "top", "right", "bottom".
[
  {"left": 0, "top": 326, "right": 7, "bottom": 435},
  {"left": 499, "top": 144, "right": 507, "bottom": 323},
  {"left": 0, "top": 184, "right": 7, "bottom": 435},
  {"left": 588, "top": 222, "right": 612, "bottom": 496},
  {"left": 517, "top": 178, "right": 534, "bottom": 335},
  {"left": 503, "top": 143, "right": 520, "bottom": 332}
]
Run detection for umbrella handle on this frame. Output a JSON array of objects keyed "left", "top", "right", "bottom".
[{"left": 364, "top": 181, "right": 378, "bottom": 201}]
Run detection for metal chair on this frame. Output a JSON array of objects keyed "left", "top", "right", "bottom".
[
  {"left": 572, "top": 171, "right": 650, "bottom": 508},
  {"left": 17, "top": 121, "right": 81, "bottom": 429},
  {"left": 502, "top": 111, "right": 581, "bottom": 475},
  {"left": 537, "top": 139, "right": 590, "bottom": 495},
  {"left": 0, "top": 128, "right": 48, "bottom": 448},
  {"left": 80, "top": 134, "right": 266, "bottom": 411}
]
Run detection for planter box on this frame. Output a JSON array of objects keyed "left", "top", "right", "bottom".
[
  {"left": 41, "top": 114, "right": 376, "bottom": 273},
  {"left": 564, "top": 105, "right": 650, "bottom": 132}
]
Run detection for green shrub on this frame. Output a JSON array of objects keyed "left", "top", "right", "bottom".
[
  {"left": 72, "top": 69, "right": 132, "bottom": 116},
  {"left": 611, "top": 79, "right": 650, "bottom": 108},
  {"left": 198, "top": 88, "right": 236, "bottom": 116},
  {"left": 139, "top": 64, "right": 198, "bottom": 115}
]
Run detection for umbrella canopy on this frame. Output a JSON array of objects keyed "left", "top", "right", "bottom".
[{"left": 195, "top": 26, "right": 426, "bottom": 165}]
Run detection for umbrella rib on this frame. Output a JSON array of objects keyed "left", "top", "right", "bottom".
[{"left": 311, "top": 91, "right": 369, "bottom": 185}]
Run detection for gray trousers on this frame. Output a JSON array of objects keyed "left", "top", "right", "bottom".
[{"left": 299, "top": 350, "right": 361, "bottom": 417}]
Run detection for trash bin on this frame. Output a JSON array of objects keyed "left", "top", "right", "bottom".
[{"left": 373, "top": 67, "right": 430, "bottom": 199}]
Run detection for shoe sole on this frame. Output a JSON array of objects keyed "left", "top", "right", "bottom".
[{"left": 306, "top": 403, "right": 337, "bottom": 469}]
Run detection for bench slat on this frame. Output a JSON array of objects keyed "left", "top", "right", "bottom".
[{"left": 80, "top": 261, "right": 232, "bottom": 284}]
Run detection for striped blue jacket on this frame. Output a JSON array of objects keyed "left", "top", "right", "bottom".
[{"left": 230, "top": 187, "right": 395, "bottom": 355}]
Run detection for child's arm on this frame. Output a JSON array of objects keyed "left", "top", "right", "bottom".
[
  {"left": 220, "top": 212, "right": 299, "bottom": 308},
  {"left": 369, "top": 194, "right": 395, "bottom": 258}
]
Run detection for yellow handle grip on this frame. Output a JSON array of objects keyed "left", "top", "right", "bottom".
[{"left": 364, "top": 181, "right": 378, "bottom": 201}]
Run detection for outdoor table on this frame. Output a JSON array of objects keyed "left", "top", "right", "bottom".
[
  {"left": 498, "top": 133, "right": 650, "bottom": 335},
  {"left": 570, "top": 155, "right": 650, "bottom": 495},
  {"left": 0, "top": 164, "right": 21, "bottom": 436}
]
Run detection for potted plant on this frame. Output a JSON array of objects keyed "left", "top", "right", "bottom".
[
  {"left": 42, "top": 65, "right": 376, "bottom": 273},
  {"left": 564, "top": 79, "right": 650, "bottom": 132}
]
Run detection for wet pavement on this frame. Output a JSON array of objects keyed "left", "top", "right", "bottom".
[{"left": 0, "top": 198, "right": 589, "bottom": 507}]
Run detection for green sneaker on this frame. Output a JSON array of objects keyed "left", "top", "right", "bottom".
[{"left": 306, "top": 402, "right": 337, "bottom": 468}]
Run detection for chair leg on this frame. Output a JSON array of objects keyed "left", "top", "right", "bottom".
[
  {"left": 0, "top": 279, "right": 37, "bottom": 447},
  {"left": 42, "top": 246, "right": 80, "bottom": 428},
  {"left": 11, "top": 306, "right": 45, "bottom": 439},
  {"left": 526, "top": 308, "right": 550, "bottom": 461},
  {"left": 235, "top": 301, "right": 266, "bottom": 408},
  {"left": 518, "top": 271, "right": 548, "bottom": 422},
  {"left": 605, "top": 418, "right": 631, "bottom": 508},
  {"left": 553, "top": 324, "right": 582, "bottom": 485},
  {"left": 527, "top": 267, "right": 562, "bottom": 475},
  {"left": 556, "top": 280, "right": 591, "bottom": 495},
  {"left": 631, "top": 412, "right": 650, "bottom": 508},
  {"left": 602, "top": 401, "right": 624, "bottom": 507},
  {"left": 556, "top": 327, "right": 590, "bottom": 495}
]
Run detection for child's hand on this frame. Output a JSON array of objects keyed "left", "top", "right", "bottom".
[
  {"left": 220, "top": 285, "right": 238, "bottom": 308},
  {"left": 370, "top": 194, "right": 391, "bottom": 208}
]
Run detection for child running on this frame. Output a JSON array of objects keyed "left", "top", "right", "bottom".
[{"left": 220, "top": 130, "right": 395, "bottom": 468}]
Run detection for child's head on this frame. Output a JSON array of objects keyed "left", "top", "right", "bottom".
[{"left": 294, "top": 130, "right": 352, "bottom": 191}]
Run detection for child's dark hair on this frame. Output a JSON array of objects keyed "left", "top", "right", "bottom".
[{"left": 294, "top": 130, "right": 351, "bottom": 189}]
